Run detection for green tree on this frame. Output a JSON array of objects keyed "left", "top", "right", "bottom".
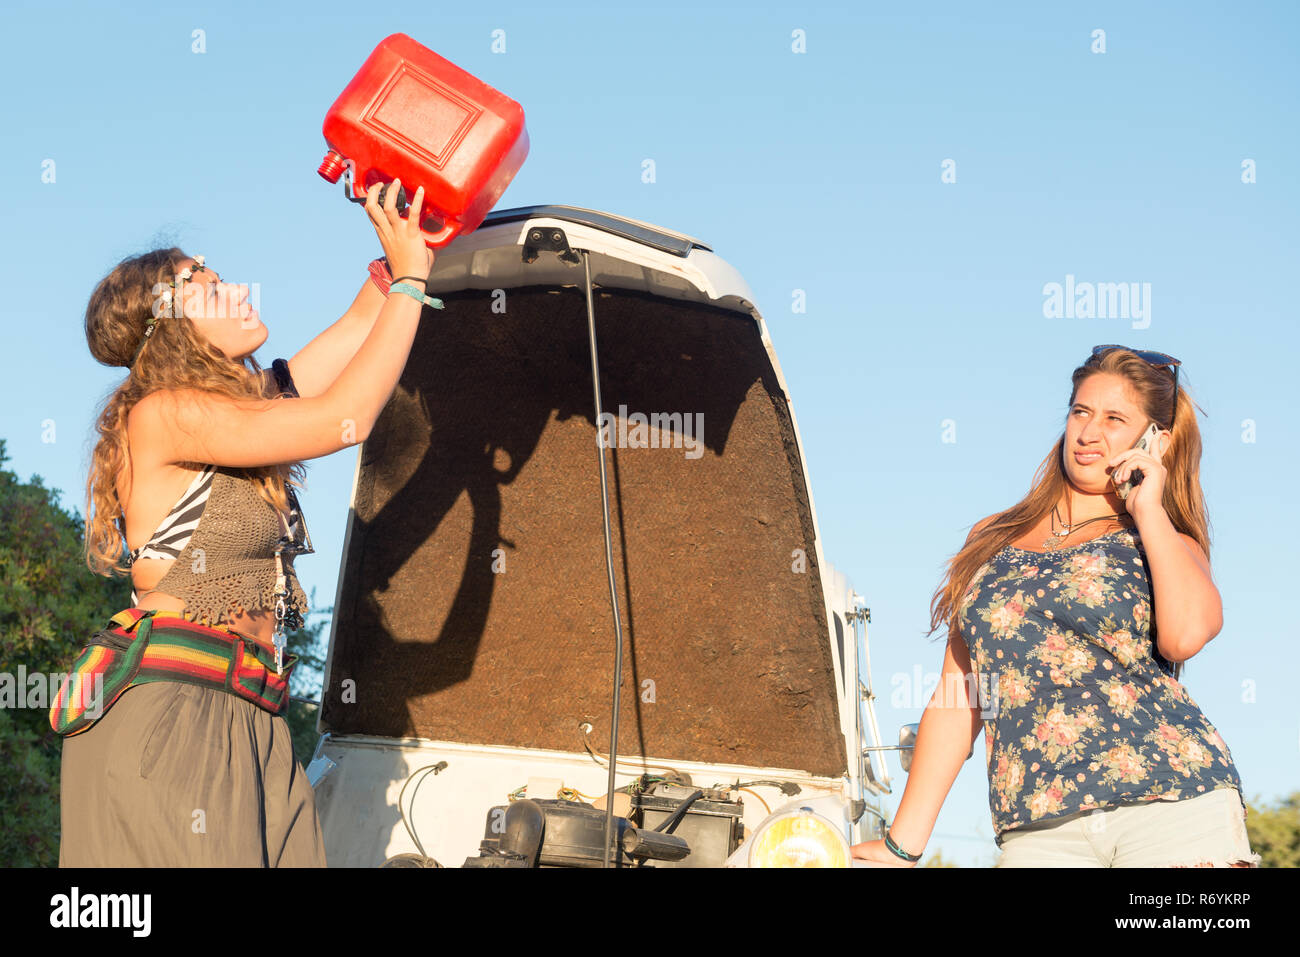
[
  {"left": 0, "top": 707, "right": 62, "bottom": 866},
  {"left": 284, "top": 590, "right": 330, "bottom": 767},
  {"left": 0, "top": 438, "right": 128, "bottom": 866},
  {"left": 0, "top": 438, "right": 330, "bottom": 866},
  {"left": 1244, "top": 792, "right": 1300, "bottom": 869}
]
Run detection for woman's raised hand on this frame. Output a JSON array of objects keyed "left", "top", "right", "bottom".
[{"left": 364, "top": 177, "right": 435, "bottom": 281}]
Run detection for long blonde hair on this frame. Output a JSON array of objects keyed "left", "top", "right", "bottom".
[
  {"left": 929, "top": 347, "right": 1209, "bottom": 680},
  {"left": 83, "top": 247, "right": 305, "bottom": 579}
]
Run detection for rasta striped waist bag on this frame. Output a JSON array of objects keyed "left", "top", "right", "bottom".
[{"left": 49, "top": 607, "right": 298, "bottom": 737}]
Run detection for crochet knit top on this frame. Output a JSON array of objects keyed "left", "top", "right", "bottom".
[{"left": 122, "top": 358, "right": 311, "bottom": 631}]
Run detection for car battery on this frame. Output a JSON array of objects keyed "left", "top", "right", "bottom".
[{"left": 632, "top": 783, "right": 744, "bottom": 868}]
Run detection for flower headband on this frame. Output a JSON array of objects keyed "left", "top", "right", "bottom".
[{"left": 131, "top": 255, "right": 206, "bottom": 368}]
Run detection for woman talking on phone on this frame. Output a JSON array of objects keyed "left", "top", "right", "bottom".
[
  {"left": 54, "top": 178, "right": 439, "bottom": 866},
  {"left": 851, "top": 346, "right": 1260, "bottom": 868}
]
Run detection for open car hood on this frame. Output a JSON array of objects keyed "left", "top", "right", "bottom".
[{"left": 320, "top": 205, "right": 847, "bottom": 778}]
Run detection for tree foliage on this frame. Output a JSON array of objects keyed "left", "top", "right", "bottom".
[
  {"left": 0, "top": 438, "right": 330, "bottom": 866},
  {"left": 1244, "top": 791, "right": 1300, "bottom": 869}
]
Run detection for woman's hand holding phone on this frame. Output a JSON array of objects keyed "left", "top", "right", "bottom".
[{"left": 1110, "top": 422, "right": 1169, "bottom": 518}]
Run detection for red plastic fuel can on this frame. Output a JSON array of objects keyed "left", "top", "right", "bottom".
[{"left": 318, "top": 33, "right": 529, "bottom": 248}]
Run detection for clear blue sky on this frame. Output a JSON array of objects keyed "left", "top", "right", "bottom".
[{"left": 1, "top": 1, "right": 1295, "bottom": 867}]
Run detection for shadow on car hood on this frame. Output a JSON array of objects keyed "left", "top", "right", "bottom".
[{"left": 321, "top": 282, "right": 845, "bottom": 777}]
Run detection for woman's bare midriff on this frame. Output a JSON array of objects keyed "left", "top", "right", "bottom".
[{"left": 132, "top": 567, "right": 276, "bottom": 646}]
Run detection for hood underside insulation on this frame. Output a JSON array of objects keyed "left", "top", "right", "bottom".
[{"left": 322, "top": 283, "right": 845, "bottom": 777}]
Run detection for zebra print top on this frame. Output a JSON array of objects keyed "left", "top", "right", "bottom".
[
  {"left": 126, "top": 465, "right": 217, "bottom": 563},
  {"left": 122, "top": 358, "right": 306, "bottom": 607},
  {"left": 122, "top": 465, "right": 217, "bottom": 604}
]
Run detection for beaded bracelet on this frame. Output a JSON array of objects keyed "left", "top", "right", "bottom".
[
  {"left": 884, "top": 827, "right": 922, "bottom": 862},
  {"left": 390, "top": 281, "right": 445, "bottom": 310},
  {"left": 365, "top": 259, "right": 428, "bottom": 295},
  {"left": 367, "top": 257, "right": 395, "bottom": 295}
]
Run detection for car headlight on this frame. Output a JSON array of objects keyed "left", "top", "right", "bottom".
[{"left": 748, "top": 806, "right": 850, "bottom": 868}]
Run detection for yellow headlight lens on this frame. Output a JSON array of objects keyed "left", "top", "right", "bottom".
[{"left": 749, "top": 807, "right": 850, "bottom": 868}]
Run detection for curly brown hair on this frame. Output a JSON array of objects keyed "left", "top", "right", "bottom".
[{"left": 82, "top": 247, "right": 305, "bottom": 579}]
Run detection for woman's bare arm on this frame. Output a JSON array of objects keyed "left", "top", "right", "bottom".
[
  {"left": 1141, "top": 511, "right": 1222, "bottom": 662},
  {"left": 869, "top": 514, "right": 993, "bottom": 859},
  {"left": 885, "top": 630, "right": 985, "bottom": 856},
  {"left": 130, "top": 284, "right": 424, "bottom": 469},
  {"left": 131, "top": 178, "right": 434, "bottom": 470},
  {"left": 282, "top": 278, "right": 387, "bottom": 399}
]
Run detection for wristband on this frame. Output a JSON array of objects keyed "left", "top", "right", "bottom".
[
  {"left": 389, "top": 282, "right": 445, "bottom": 310},
  {"left": 883, "top": 827, "right": 922, "bottom": 862},
  {"left": 367, "top": 257, "right": 394, "bottom": 295}
]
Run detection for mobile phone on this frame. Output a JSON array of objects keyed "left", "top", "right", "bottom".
[{"left": 1113, "top": 421, "right": 1162, "bottom": 500}]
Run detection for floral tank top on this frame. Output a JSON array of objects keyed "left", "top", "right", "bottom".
[{"left": 956, "top": 526, "right": 1246, "bottom": 845}]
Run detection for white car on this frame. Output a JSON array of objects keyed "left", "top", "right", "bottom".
[{"left": 306, "top": 204, "right": 908, "bottom": 868}]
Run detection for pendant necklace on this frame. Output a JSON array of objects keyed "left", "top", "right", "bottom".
[{"left": 1042, "top": 503, "right": 1126, "bottom": 551}]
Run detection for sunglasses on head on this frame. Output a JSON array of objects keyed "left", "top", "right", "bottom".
[{"left": 1090, "top": 344, "right": 1181, "bottom": 428}]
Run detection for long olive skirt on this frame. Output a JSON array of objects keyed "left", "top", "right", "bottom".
[{"left": 59, "top": 680, "right": 327, "bottom": 867}]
